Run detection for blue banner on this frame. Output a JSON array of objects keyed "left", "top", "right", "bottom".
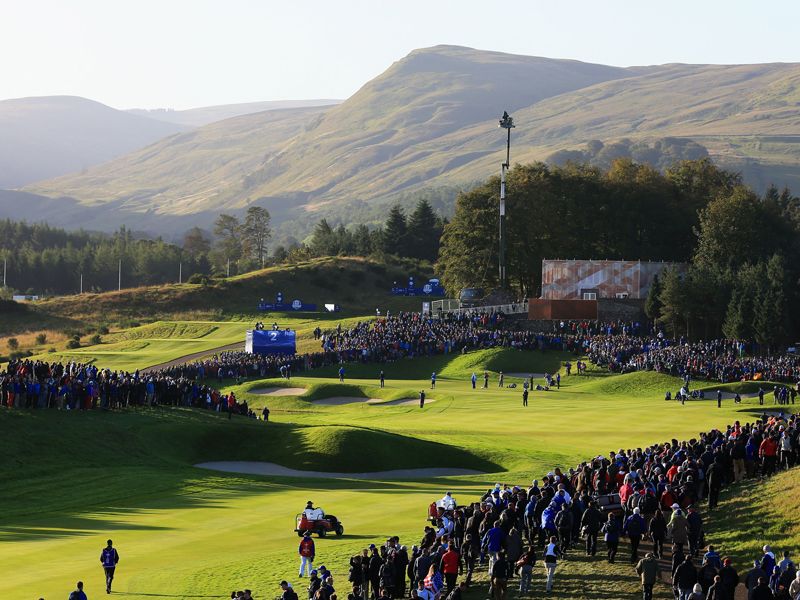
[
  {"left": 257, "top": 299, "right": 317, "bottom": 311},
  {"left": 391, "top": 277, "right": 446, "bottom": 297},
  {"left": 246, "top": 329, "right": 297, "bottom": 355}
]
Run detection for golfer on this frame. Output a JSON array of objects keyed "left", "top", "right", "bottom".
[{"left": 100, "top": 539, "right": 120, "bottom": 594}]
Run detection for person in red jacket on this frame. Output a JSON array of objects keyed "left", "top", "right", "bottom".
[
  {"left": 299, "top": 532, "right": 315, "bottom": 577},
  {"left": 440, "top": 545, "right": 460, "bottom": 592},
  {"left": 759, "top": 435, "right": 779, "bottom": 476}
]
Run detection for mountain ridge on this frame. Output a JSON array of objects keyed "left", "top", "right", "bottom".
[{"left": 13, "top": 45, "right": 800, "bottom": 238}]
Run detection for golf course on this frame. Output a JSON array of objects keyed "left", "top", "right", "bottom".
[{"left": 1, "top": 326, "right": 790, "bottom": 600}]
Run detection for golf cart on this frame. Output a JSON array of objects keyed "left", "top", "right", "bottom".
[
  {"left": 594, "top": 492, "right": 623, "bottom": 516},
  {"left": 295, "top": 513, "right": 344, "bottom": 537}
]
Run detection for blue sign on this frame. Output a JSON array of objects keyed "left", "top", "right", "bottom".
[
  {"left": 391, "top": 278, "right": 446, "bottom": 297},
  {"left": 246, "top": 329, "right": 296, "bottom": 355},
  {"left": 257, "top": 299, "right": 317, "bottom": 311}
]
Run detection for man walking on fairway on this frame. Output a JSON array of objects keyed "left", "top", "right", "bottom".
[
  {"left": 419, "top": 390, "right": 426, "bottom": 408},
  {"left": 299, "top": 532, "right": 315, "bottom": 577},
  {"left": 100, "top": 539, "right": 119, "bottom": 594}
]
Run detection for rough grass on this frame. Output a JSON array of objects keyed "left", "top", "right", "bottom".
[{"left": 705, "top": 468, "right": 800, "bottom": 575}]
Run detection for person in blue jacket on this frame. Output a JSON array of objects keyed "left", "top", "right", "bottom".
[
  {"left": 481, "top": 520, "right": 505, "bottom": 565},
  {"left": 68, "top": 581, "right": 88, "bottom": 600},
  {"left": 101, "top": 539, "right": 120, "bottom": 594},
  {"left": 541, "top": 502, "right": 558, "bottom": 540}
]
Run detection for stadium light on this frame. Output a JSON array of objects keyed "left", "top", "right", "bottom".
[{"left": 498, "top": 111, "right": 515, "bottom": 290}]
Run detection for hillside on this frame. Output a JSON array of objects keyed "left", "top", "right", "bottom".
[
  {"left": 0, "top": 96, "right": 184, "bottom": 188},
  {"left": 1, "top": 256, "right": 429, "bottom": 338},
  {"left": 127, "top": 99, "right": 342, "bottom": 127},
  {"left": 19, "top": 46, "right": 800, "bottom": 237}
]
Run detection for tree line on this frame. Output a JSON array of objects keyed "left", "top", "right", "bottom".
[
  {"left": 274, "top": 199, "right": 445, "bottom": 263},
  {"left": 645, "top": 183, "right": 800, "bottom": 346},
  {"left": 0, "top": 206, "right": 274, "bottom": 295},
  {"left": 0, "top": 223, "right": 208, "bottom": 295},
  {"left": 438, "top": 157, "right": 800, "bottom": 344}
]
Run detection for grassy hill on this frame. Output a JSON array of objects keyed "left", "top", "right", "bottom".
[
  {"left": 127, "top": 99, "right": 342, "bottom": 127},
  {"left": 1, "top": 346, "right": 789, "bottom": 599},
  {"left": 0, "top": 96, "right": 184, "bottom": 188},
  {"left": 0, "top": 257, "right": 431, "bottom": 360},
  {"left": 19, "top": 46, "right": 800, "bottom": 238}
]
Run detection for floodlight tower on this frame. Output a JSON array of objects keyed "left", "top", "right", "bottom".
[{"left": 498, "top": 111, "right": 514, "bottom": 290}]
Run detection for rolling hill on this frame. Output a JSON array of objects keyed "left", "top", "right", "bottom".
[
  {"left": 127, "top": 99, "right": 341, "bottom": 127},
  {"left": 0, "top": 96, "right": 185, "bottom": 188},
  {"left": 17, "top": 46, "right": 800, "bottom": 237}
]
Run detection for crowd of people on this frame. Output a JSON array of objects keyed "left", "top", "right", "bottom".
[
  {"left": 4, "top": 314, "right": 800, "bottom": 415},
  {"left": 273, "top": 409, "right": 800, "bottom": 600},
  {"left": 20, "top": 311, "right": 800, "bottom": 600}
]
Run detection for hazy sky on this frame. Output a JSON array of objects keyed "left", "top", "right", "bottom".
[{"left": 3, "top": 0, "right": 800, "bottom": 110}]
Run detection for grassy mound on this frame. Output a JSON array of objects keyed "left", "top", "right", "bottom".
[
  {"left": 574, "top": 370, "right": 683, "bottom": 397},
  {"left": 706, "top": 467, "right": 800, "bottom": 572},
  {"left": 438, "top": 347, "right": 567, "bottom": 378},
  {"left": 0, "top": 408, "right": 492, "bottom": 476}
]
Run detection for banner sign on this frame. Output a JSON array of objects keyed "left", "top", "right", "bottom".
[
  {"left": 246, "top": 329, "right": 297, "bottom": 355},
  {"left": 391, "top": 277, "right": 446, "bottom": 297},
  {"left": 257, "top": 299, "right": 317, "bottom": 311}
]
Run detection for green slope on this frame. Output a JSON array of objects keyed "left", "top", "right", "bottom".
[
  {"left": 1, "top": 347, "right": 789, "bottom": 600},
  {"left": 4, "top": 256, "right": 428, "bottom": 339}
]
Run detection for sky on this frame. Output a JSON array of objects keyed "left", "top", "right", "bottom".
[{"left": 3, "top": 0, "right": 800, "bottom": 110}]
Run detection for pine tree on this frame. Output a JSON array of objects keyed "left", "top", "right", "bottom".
[
  {"left": 381, "top": 206, "right": 407, "bottom": 256},
  {"left": 406, "top": 199, "right": 441, "bottom": 261},
  {"left": 353, "top": 224, "right": 373, "bottom": 256},
  {"left": 657, "top": 267, "right": 686, "bottom": 338},
  {"left": 644, "top": 273, "right": 662, "bottom": 322},
  {"left": 309, "top": 219, "right": 335, "bottom": 256}
]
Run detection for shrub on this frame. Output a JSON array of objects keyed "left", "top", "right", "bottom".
[
  {"left": 66, "top": 339, "right": 81, "bottom": 349},
  {"left": 187, "top": 273, "right": 210, "bottom": 285},
  {"left": 98, "top": 325, "right": 110, "bottom": 335},
  {"left": 7, "top": 338, "right": 18, "bottom": 351},
  {"left": 35, "top": 333, "right": 47, "bottom": 345},
  {"left": 90, "top": 334, "right": 102, "bottom": 345},
  {"left": 48, "top": 347, "right": 56, "bottom": 353}
]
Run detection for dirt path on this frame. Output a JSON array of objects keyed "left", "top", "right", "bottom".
[
  {"left": 141, "top": 341, "right": 244, "bottom": 373},
  {"left": 195, "top": 461, "right": 482, "bottom": 479}
]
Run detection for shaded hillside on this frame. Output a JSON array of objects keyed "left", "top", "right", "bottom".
[
  {"left": 13, "top": 256, "right": 428, "bottom": 333},
  {"left": 0, "top": 96, "right": 184, "bottom": 187},
  {"left": 19, "top": 47, "right": 800, "bottom": 237},
  {"left": 127, "top": 99, "right": 341, "bottom": 127}
]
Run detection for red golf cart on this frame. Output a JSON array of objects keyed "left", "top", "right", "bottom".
[{"left": 295, "top": 512, "right": 344, "bottom": 537}]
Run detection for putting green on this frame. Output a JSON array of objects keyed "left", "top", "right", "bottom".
[{"left": 0, "top": 347, "right": 782, "bottom": 599}]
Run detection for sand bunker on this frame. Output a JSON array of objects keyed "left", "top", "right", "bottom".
[
  {"left": 312, "top": 397, "right": 434, "bottom": 406},
  {"left": 250, "top": 387, "right": 306, "bottom": 396},
  {"left": 195, "top": 461, "right": 481, "bottom": 479}
]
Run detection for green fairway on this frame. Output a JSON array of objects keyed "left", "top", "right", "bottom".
[
  {"left": 28, "top": 314, "right": 372, "bottom": 370},
  {"left": 1, "top": 347, "right": 789, "bottom": 599}
]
